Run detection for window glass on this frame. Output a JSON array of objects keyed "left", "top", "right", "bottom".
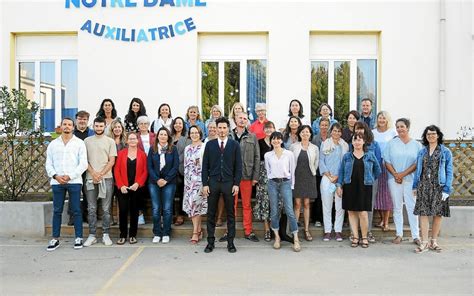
[
  {"left": 201, "top": 62, "right": 219, "bottom": 121},
  {"left": 19, "top": 62, "right": 35, "bottom": 101},
  {"left": 247, "top": 60, "right": 266, "bottom": 122},
  {"left": 357, "top": 59, "right": 377, "bottom": 112},
  {"left": 61, "top": 60, "right": 78, "bottom": 119},
  {"left": 334, "top": 61, "right": 350, "bottom": 125},
  {"left": 310, "top": 61, "right": 329, "bottom": 120},
  {"left": 40, "top": 62, "right": 55, "bottom": 132},
  {"left": 224, "top": 61, "right": 240, "bottom": 117}
]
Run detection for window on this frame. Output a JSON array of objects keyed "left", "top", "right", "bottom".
[
  {"left": 310, "top": 34, "right": 378, "bottom": 125},
  {"left": 16, "top": 35, "right": 78, "bottom": 132},
  {"left": 199, "top": 34, "right": 268, "bottom": 121}
]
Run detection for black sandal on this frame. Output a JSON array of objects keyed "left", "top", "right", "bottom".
[
  {"left": 351, "top": 238, "right": 359, "bottom": 248},
  {"left": 264, "top": 230, "right": 271, "bottom": 242},
  {"left": 361, "top": 238, "right": 369, "bottom": 248}
]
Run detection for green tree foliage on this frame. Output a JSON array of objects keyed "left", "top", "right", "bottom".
[
  {"left": 201, "top": 62, "right": 219, "bottom": 121},
  {"left": 311, "top": 63, "right": 328, "bottom": 121},
  {"left": 0, "top": 86, "right": 45, "bottom": 201},
  {"left": 224, "top": 62, "right": 240, "bottom": 117},
  {"left": 334, "top": 62, "right": 350, "bottom": 126}
]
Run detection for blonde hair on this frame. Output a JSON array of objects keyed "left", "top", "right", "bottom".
[
  {"left": 108, "top": 119, "right": 127, "bottom": 145},
  {"left": 210, "top": 105, "right": 223, "bottom": 118},
  {"left": 375, "top": 111, "right": 393, "bottom": 129},
  {"left": 186, "top": 105, "right": 201, "bottom": 121},
  {"left": 229, "top": 102, "right": 245, "bottom": 120}
]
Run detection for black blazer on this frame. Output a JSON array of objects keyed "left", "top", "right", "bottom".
[{"left": 202, "top": 138, "right": 242, "bottom": 186}]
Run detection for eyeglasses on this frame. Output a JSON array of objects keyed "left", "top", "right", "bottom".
[{"left": 426, "top": 132, "right": 438, "bottom": 136}]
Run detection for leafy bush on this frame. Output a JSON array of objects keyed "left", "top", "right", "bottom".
[{"left": 0, "top": 86, "right": 45, "bottom": 201}]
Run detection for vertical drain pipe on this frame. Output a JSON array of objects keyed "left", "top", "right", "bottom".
[{"left": 439, "top": 0, "right": 446, "bottom": 128}]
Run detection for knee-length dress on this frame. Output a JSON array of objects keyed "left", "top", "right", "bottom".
[
  {"left": 183, "top": 144, "right": 208, "bottom": 217},
  {"left": 342, "top": 157, "right": 373, "bottom": 211},
  {"left": 253, "top": 139, "right": 271, "bottom": 221},
  {"left": 293, "top": 150, "right": 318, "bottom": 199},
  {"left": 413, "top": 146, "right": 450, "bottom": 217},
  {"left": 374, "top": 164, "right": 393, "bottom": 210}
]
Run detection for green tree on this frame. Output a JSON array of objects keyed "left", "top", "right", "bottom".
[
  {"left": 224, "top": 62, "right": 240, "bottom": 116},
  {"left": 201, "top": 62, "right": 219, "bottom": 121},
  {"left": 311, "top": 63, "right": 329, "bottom": 120},
  {"left": 0, "top": 86, "right": 45, "bottom": 201},
  {"left": 334, "top": 62, "right": 350, "bottom": 126}
]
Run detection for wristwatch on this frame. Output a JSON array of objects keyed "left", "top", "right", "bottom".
[{"left": 52, "top": 174, "right": 58, "bottom": 179}]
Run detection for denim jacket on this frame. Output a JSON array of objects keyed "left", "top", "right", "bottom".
[
  {"left": 336, "top": 151, "right": 381, "bottom": 187},
  {"left": 412, "top": 144, "right": 453, "bottom": 194}
]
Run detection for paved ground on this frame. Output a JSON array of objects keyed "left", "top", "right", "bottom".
[{"left": 0, "top": 236, "right": 473, "bottom": 295}]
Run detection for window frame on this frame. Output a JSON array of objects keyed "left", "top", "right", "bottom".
[
  {"left": 310, "top": 54, "right": 378, "bottom": 121},
  {"left": 198, "top": 54, "right": 268, "bottom": 120}
]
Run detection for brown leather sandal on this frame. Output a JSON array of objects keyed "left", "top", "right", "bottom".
[{"left": 304, "top": 230, "right": 313, "bottom": 242}]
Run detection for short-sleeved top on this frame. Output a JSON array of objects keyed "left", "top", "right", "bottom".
[
  {"left": 372, "top": 128, "right": 397, "bottom": 154},
  {"left": 84, "top": 135, "right": 118, "bottom": 179},
  {"left": 383, "top": 137, "right": 421, "bottom": 182}
]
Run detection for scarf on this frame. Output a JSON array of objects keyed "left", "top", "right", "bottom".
[
  {"left": 321, "top": 137, "right": 349, "bottom": 156},
  {"left": 158, "top": 144, "right": 167, "bottom": 171}
]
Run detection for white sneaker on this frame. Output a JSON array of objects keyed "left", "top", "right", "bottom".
[
  {"left": 46, "top": 239, "right": 60, "bottom": 251},
  {"left": 138, "top": 214, "right": 145, "bottom": 225},
  {"left": 102, "top": 234, "right": 113, "bottom": 246},
  {"left": 314, "top": 221, "right": 322, "bottom": 227},
  {"left": 162, "top": 236, "right": 170, "bottom": 244},
  {"left": 152, "top": 236, "right": 161, "bottom": 243},
  {"left": 83, "top": 235, "right": 97, "bottom": 247},
  {"left": 74, "top": 238, "right": 83, "bottom": 249}
]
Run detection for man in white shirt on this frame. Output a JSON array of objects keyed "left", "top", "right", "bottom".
[{"left": 45, "top": 117, "right": 88, "bottom": 251}]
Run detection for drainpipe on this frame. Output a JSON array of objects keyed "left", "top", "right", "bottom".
[{"left": 439, "top": 0, "right": 446, "bottom": 128}]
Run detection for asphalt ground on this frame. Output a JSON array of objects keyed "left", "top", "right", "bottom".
[{"left": 0, "top": 236, "right": 473, "bottom": 295}]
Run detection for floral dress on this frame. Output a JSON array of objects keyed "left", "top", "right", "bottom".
[
  {"left": 414, "top": 146, "right": 450, "bottom": 217},
  {"left": 183, "top": 144, "right": 207, "bottom": 217}
]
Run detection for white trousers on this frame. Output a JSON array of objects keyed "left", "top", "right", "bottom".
[
  {"left": 388, "top": 178, "right": 419, "bottom": 239},
  {"left": 320, "top": 176, "right": 344, "bottom": 233}
]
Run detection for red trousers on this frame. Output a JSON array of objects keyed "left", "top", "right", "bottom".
[{"left": 235, "top": 180, "right": 253, "bottom": 235}]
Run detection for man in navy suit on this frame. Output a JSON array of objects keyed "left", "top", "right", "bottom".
[{"left": 202, "top": 117, "right": 242, "bottom": 253}]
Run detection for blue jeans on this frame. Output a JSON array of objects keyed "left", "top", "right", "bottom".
[
  {"left": 52, "top": 184, "right": 83, "bottom": 238},
  {"left": 149, "top": 183, "right": 176, "bottom": 237},
  {"left": 267, "top": 179, "right": 298, "bottom": 233}
]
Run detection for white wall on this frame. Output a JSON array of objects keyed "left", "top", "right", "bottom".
[{"left": 0, "top": 0, "right": 472, "bottom": 139}]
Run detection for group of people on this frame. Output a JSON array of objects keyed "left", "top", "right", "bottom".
[{"left": 45, "top": 97, "right": 453, "bottom": 254}]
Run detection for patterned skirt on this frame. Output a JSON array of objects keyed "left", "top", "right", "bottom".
[
  {"left": 253, "top": 161, "right": 270, "bottom": 221},
  {"left": 374, "top": 166, "right": 393, "bottom": 210}
]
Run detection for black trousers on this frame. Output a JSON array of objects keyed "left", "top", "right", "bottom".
[
  {"left": 117, "top": 189, "right": 139, "bottom": 238},
  {"left": 312, "top": 175, "right": 324, "bottom": 223},
  {"left": 207, "top": 179, "right": 235, "bottom": 244}
]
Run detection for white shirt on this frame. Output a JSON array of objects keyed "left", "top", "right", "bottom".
[
  {"left": 264, "top": 149, "right": 296, "bottom": 189},
  {"left": 141, "top": 134, "right": 151, "bottom": 155},
  {"left": 45, "top": 135, "right": 88, "bottom": 185},
  {"left": 372, "top": 128, "right": 397, "bottom": 154},
  {"left": 218, "top": 137, "right": 228, "bottom": 149}
]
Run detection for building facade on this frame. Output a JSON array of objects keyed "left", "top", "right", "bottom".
[{"left": 0, "top": 0, "right": 472, "bottom": 138}]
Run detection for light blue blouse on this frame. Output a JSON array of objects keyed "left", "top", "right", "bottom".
[
  {"left": 383, "top": 137, "right": 422, "bottom": 182},
  {"left": 319, "top": 144, "right": 344, "bottom": 176}
]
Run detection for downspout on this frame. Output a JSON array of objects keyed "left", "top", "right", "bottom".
[{"left": 439, "top": 0, "right": 446, "bottom": 128}]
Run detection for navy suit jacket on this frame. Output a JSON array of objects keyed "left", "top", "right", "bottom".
[
  {"left": 202, "top": 138, "right": 242, "bottom": 186},
  {"left": 147, "top": 145, "right": 179, "bottom": 184}
]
